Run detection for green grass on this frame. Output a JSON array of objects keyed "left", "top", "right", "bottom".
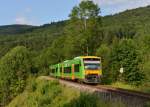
[
  {"left": 111, "top": 82, "right": 136, "bottom": 90},
  {"left": 7, "top": 79, "right": 80, "bottom": 107},
  {"left": 7, "top": 78, "right": 126, "bottom": 107},
  {"left": 110, "top": 81, "right": 150, "bottom": 93}
]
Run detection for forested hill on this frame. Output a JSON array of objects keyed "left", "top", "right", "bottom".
[
  {"left": 0, "top": 21, "right": 66, "bottom": 57},
  {"left": 0, "top": 5, "right": 150, "bottom": 57},
  {"left": 0, "top": 5, "right": 150, "bottom": 35},
  {"left": 103, "top": 5, "right": 150, "bottom": 26},
  {"left": 0, "top": 24, "right": 37, "bottom": 35},
  {"left": 102, "top": 5, "right": 150, "bottom": 35},
  {"left": 0, "top": 21, "right": 66, "bottom": 35}
]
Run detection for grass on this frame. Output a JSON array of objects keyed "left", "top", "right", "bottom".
[
  {"left": 111, "top": 82, "right": 136, "bottom": 90},
  {"left": 110, "top": 82, "right": 150, "bottom": 107},
  {"left": 110, "top": 81, "right": 150, "bottom": 93},
  {"left": 7, "top": 78, "right": 127, "bottom": 107},
  {"left": 7, "top": 79, "right": 79, "bottom": 107}
]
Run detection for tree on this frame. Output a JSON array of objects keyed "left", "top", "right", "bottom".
[
  {"left": 64, "top": 0, "right": 102, "bottom": 56},
  {"left": 110, "top": 39, "right": 145, "bottom": 85},
  {"left": 96, "top": 44, "right": 112, "bottom": 84},
  {"left": 0, "top": 46, "right": 32, "bottom": 106},
  {"left": 137, "top": 35, "right": 150, "bottom": 86},
  {"left": 115, "top": 23, "right": 136, "bottom": 39}
]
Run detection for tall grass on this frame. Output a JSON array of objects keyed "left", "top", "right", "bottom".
[
  {"left": 7, "top": 79, "right": 79, "bottom": 107},
  {"left": 8, "top": 79, "right": 126, "bottom": 107}
]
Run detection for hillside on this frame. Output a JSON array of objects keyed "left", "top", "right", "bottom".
[
  {"left": 103, "top": 5, "right": 150, "bottom": 26},
  {"left": 0, "top": 24, "right": 37, "bottom": 35},
  {"left": 0, "top": 5, "right": 150, "bottom": 39},
  {"left": 0, "top": 21, "right": 66, "bottom": 57},
  {"left": 0, "top": 5, "right": 150, "bottom": 42}
]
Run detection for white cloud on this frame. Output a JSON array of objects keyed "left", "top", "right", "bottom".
[
  {"left": 25, "top": 7, "right": 32, "bottom": 13},
  {"left": 86, "top": 0, "right": 150, "bottom": 6},
  {"left": 14, "top": 7, "right": 34, "bottom": 25},
  {"left": 92, "top": 0, "right": 129, "bottom": 6},
  {"left": 15, "top": 16, "right": 32, "bottom": 25},
  {"left": 79, "top": 0, "right": 126, "bottom": 5},
  {"left": 79, "top": 0, "right": 150, "bottom": 15},
  {"left": 101, "top": 0, "right": 150, "bottom": 15}
]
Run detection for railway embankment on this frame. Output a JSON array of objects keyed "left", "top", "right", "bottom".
[
  {"left": 39, "top": 76, "right": 150, "bottom": 107},
  {"left": 8, "top": 77, "right": 127, "bottom": 107}
]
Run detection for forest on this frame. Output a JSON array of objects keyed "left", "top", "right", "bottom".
[{"left": 0, "top": 1, "right": 150, "bottom": 106}]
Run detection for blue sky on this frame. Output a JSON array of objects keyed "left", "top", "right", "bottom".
[{"left": 0, "top": 0, "right": 150, "bottom": 26}]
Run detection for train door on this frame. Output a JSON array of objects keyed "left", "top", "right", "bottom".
[{"left": 72, "top": 64, "right": 75, "bottom": 80}]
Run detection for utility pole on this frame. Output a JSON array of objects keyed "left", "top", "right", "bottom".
[
  {"left": 84, "top": 17, "right": 89, "bottom": 56},
  {"left": 84, "top": 17, "right": 87, "bottom": 30}
]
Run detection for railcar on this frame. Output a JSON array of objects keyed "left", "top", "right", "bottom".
[{"left": 50, "top": 56, "right": 102, "bottom": 83}]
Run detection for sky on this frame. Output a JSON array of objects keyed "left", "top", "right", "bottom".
[{"left": 0, "top": 0, "right": 150, "bottom": 26}]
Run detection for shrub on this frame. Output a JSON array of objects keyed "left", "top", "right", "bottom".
[
  {"left": 110, "top": 39, "right": 145, "bottom": 85},
  {"left": 0, "top": 46, "right": 32, "bottom": 106}
]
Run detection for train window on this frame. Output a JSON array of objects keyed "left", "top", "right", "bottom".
[
  {"left": 52, "top": 69, "right": 55, "bottom": 73},
  {"left": 64, "top": 67, "right": 71, "bottom": 73},
  {"left": 56, "top": 68, "right": 58, "bottom": 73},
  {"left": 84, "top": 58, "right": 100, "bottom": 61},
  {"left": 75, "top": 64, "right": 80, "bottom": 72},
  {"left": 60, "top": 67, "right": 62, "bottom": 73}
]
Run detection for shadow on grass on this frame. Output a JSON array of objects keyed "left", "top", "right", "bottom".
[
  {"left": 63, "top": 93, "right": 99, "bottom": 107},
  {"left": 63, "top": 92, "right": 125, "bottom": 107}
]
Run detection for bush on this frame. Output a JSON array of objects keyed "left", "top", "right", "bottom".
[
  {"left": 63, "top": 93, "right": 101, "bottom": 107},
  {"left": 110, "top": 39, "right": 145, "bottom": 85},
  {"left": 63, "top": 92, "right": 125, "bottom": 107},
  {"left": 144, "top": 102, "right": 150, "bottom": 107},
  {"left": 0, "top": 46, "right": 32, "bottom": 106},
  {"left": 8, "top": 79, "right": 79, "bottom": 107},
  {"left": 96, "top": 44, "right": 112, "bottom": 84}
]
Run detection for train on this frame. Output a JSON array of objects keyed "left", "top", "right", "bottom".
[{"left": 50, "top": 56, "right": 102, "bottom": 83}]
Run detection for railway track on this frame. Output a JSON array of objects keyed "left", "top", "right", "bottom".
[{"left": 39, "top": 76, "right": 150, "bottom": 107}]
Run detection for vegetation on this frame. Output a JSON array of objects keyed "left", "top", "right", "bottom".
[
  {"left": 111, "top": 82, "right": 150, "bottom": 93},
  {"left": 0, "top": 46, "right": 32, "bottom": 106},
  {"left": 0, "top": 0, "right": 150, "bottom": 106},
  {"left": 0, "top": 21, "right": 65, "bottom": 58},
  {"left": 8, "top": 79, "right": 125, "bottom": 107},
  {"left": 0, "top": 24, "right": 36, "bottom": 35},
  {"left": 7, "top": 79, "right": 79, "bottom": 107}
]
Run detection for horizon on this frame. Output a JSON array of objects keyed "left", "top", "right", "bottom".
[{"left": 0, "top": 0, "right": 150, "bottom": 26}]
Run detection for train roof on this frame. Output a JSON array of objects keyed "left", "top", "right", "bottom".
[
  {"left": 74, "top": 56, "right": 100, "bottom": 59},
  {"left": 50, "top": 56, "right": 101, "bottom": 67}
]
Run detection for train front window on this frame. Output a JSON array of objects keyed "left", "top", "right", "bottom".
[
  {"left": 84, "top": 63, "right": 100, "bottom": 70},
  {"left": 84, "top": 58, "right": 100, "bottom": 70}
]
